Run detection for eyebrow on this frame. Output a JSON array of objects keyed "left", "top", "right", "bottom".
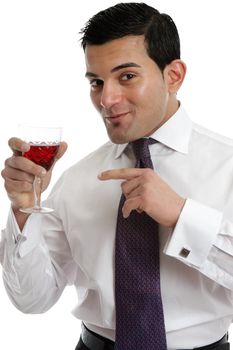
[{"left": 85, "top": 62, "right": 141, "bottom": 78}]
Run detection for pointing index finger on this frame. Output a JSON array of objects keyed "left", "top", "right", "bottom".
[{"left": 98, "top": 168, "right": 143, "bottom": 180}]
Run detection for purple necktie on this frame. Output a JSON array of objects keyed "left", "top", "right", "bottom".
[{"left": 114, "top": 138, "right": 167, "bottom": 350}]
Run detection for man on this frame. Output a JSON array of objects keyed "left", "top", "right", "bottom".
[{"left": 1, "top": 2, "right": 233, "bottom": 349}]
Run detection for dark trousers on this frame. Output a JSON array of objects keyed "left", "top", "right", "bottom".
[
  {"left": 75, "top": 336, "right": 114, "bottom": 350},
  {"left": 75, "top": 339, "right": 230, "bottom": 350},
  {"left": 75, "top": 326, "right": 230, "bottom": 350},
  {"left": 75, "top": 338, "right": 89, "bottom": 350}
]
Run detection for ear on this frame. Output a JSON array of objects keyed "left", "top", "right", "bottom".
[{"left": 164, "top": 59, "right": 186, "bottom": 94}]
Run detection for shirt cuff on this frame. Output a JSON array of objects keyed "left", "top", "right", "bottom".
[
  {"left": 4, "top": 208, "right": 43, "bottom": 258},
  {"left": 164, "top": 198, "right": 223, "bottom": 267}
]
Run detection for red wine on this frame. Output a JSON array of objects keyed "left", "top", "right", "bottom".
[{"left": 23, "top": 143, "right": 59, "bottom": 171}]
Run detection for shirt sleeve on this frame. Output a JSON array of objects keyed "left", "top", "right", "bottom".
[
  {"left": 164, "top": 198, "right": 233, "bottom": 290},
  {"left": 0, "top": 208, "right": 76, "bottom": 313}
]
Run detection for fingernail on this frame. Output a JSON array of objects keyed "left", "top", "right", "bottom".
[{"left": 21, "top": 143, "right": 30, "bottom": 152}]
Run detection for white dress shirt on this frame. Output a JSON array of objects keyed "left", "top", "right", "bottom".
[{"left": 1, "top": 106, "right": 233, "bottom": 349}]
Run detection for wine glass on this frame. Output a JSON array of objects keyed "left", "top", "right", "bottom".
[{"left": 18, "top": 124, "right": 62, "bottom": 214}]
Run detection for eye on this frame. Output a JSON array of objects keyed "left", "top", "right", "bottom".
[
  {"left": 121, "top": 73, "right": 136, "bottom": 81},
  {"left": 89, "top": 79, "right": 104, "bottom": 90}
]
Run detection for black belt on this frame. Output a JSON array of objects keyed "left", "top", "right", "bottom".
[
  {"left": 81, "top": 324, "right": 114, "bottom": 350},
  {"left": 80, "top": 323, "right": 229, "bottom": 350}
]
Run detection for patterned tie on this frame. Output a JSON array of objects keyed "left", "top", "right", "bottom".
[{"left": 114, "top": 138, "right": 167, "bottom": 350}]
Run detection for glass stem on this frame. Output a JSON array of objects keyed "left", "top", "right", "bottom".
[{"left": 33, "top": 176, "right": 42, "bottom": 210}]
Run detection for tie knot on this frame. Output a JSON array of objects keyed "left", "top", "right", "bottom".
[{"left": 131, "top": 138, "right": 156, "bottom": 169}]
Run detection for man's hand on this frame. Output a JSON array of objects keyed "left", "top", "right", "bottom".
[
  {"left": 1, "top": 137, "right": 67, "bottom": 228},
  {"left": 98, "top": 168, "right": 185, "bottom": 227}
]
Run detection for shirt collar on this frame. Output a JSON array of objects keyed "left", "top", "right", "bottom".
[{"left": 114, "top": 105, "right": 192, "bottom": 159}]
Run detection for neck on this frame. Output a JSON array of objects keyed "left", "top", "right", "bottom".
[
  {"left": 156, "top": 97, "right": 180, "bottom": 130},
  {"left": 167, "top": 96, "right": 180, "bottom": 119}
]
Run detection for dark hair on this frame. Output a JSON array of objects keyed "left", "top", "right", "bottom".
[{"left": 80, "top": 2, "right": 180, "bottom": 71}]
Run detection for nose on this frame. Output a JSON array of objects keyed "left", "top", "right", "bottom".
[{"left": 100, "top": 81, "right": 123, "bottom": 109}]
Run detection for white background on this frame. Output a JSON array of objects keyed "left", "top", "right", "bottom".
[{"left": 0, "top": 0, "right": 233, "bottom": 348}]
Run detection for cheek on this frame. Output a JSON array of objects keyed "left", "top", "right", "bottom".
[
  {"left": 133, "top": 77, "right": 166, "bottom": 103},
  {"left": 132, "top": 84, "right": 148, "bottom": 99},
  {"left": 137, "top": 84, "right": 169, "bottom": 129},
  {"left": 150, "top": 81, "right": 168, "bottom": 109},
  {"left": 136, "top": 83, "right": 167, "bottom": 112}
]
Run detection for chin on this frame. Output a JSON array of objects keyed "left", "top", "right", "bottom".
[
  {"left": 107, "top": 125, "right": 143, "bottom": 144},
  {"left": 108, "top": 133, "right": 127, "bottom": 144},
  {"left": 108, "top": 134, "right": 140, "bottom": 145},
  {"left": 109, "top": 137, "right": 128, "bottom": 145}
]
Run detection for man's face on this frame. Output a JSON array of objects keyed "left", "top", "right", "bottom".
[{"left": 85, "top": 35, "right": 171, "bottom": 144}]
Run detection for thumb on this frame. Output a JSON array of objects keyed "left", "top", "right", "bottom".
[
  {"left": 56, "top": 141, "right": 68, "bottom": 160},
  {"left": 45, "top": 141, "right": 68, "bottom": 180}
]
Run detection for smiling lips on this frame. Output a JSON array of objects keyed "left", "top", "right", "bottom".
[{"left": 105, "top": 112, "right": 130, "bottom": 124}]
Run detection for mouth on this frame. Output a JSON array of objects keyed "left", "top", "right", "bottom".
[{"left": 105, "top": 112, "right": 130, "bottom": 124}]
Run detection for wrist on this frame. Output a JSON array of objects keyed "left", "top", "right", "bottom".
[{"left": 172, "top": 197, "right": 186, "bottom": 228}]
